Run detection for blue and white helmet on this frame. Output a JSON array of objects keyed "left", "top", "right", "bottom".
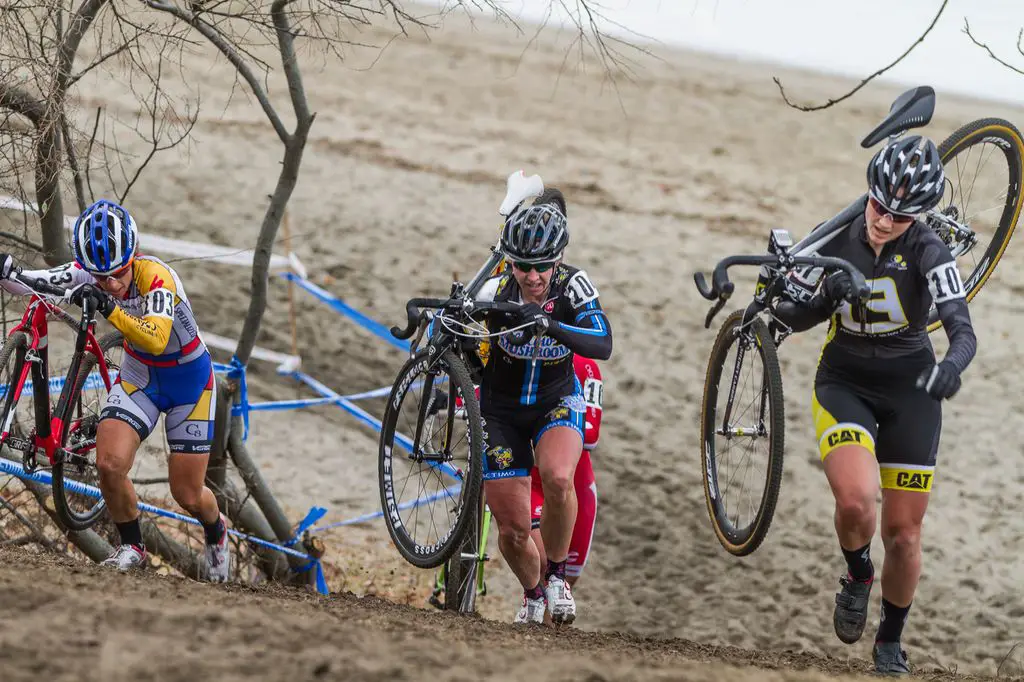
[{"left": 71, "top": 199, "right": 138, "bottom": 275}]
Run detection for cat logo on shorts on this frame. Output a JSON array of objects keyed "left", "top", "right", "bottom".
[
  {"left": 896, "top": 471, "right": 932, "bottom": 491},
  {"left": 827, "top": 428, "right": 865, "bottom": 448},
  {"left": 548, "top": 406, "right": 570, "bottom": 421},
  {"left": 488, "top": 446, "right": 513, "bottom": 470}
]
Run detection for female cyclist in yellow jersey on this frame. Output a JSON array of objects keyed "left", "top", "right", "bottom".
[{"left": 0, "top": 199, "right": 229, "bottom": 581}]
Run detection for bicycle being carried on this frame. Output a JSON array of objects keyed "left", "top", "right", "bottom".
[
  {"left": 378, "top": 171, "right": 578, "bottom": 615},
  {"left": 694, "top": 85, "right": 1023, "bottom": 557},
  {"left": 0, "top": 268, "right": 123, "bottom": 531}
]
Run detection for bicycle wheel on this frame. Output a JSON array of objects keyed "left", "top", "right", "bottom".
[
  {"left": 444, "top": 494, "right": 486, "bottom": 613},
  {"left": 927, "top": 118, "right": 1024, "bottom": 330},
  {"left": 51, "top": 331, "right": 123, "bottom": 531},
  {"left": 700, "top": 310, "right": 785, "bottom": 557},
  {"left": 379, "top": 348, "right": 484, "bottom": 569},
  {"left": 0, "top": 331, "right": 37, "bottom": 460}
]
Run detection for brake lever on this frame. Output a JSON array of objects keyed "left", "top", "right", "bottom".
[
  {"left": 704, "top": 297, "right": 728, "bottom": 329},
  {"left": 409, "top": 311, "right": 432, "bottom": 356}
]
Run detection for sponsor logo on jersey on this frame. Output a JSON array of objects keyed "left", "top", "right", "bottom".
[
  {"left": 497, "top": 333, "right": 571, "bottom": 361},
  {"left": 885, "top": 254, "right": 908, "bottom": 271}
]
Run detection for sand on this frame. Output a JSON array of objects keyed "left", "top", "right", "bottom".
[{"left": 3, "top": 4, "right": 1024, "bottom": 678}]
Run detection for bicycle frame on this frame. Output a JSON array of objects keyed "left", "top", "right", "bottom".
[{"left": 0, "top": 288, "right": 114, "bottom": 474}]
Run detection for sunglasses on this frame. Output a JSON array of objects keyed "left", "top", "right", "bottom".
[
  {"left": 93, "top": 261, "right": 132, "bottom": 285},
  {"left": 868, "top": 195, "right": 917, "bottom": 224},
  {"left": 511, "top": 260, "right": 557, "bottom": 273}
]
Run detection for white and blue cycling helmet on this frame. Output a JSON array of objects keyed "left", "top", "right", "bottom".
[{"left": 71, "top": 199, "right": 138, "bottom": 275}]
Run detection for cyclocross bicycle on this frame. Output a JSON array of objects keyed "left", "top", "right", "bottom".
[
  {"left": 379, "top": 274, "right": 545, "bottom": 576},
  {"left": 0, "top": 269, "right": 123, "bottom": 531},
  {"left": 694, "top": 85, "right": 1024, "bottom": 557}
]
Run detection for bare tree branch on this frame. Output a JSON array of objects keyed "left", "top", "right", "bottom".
[
  {"left": 84, "top": 105, "right": 100, "bottom": 202},
  {"left": 61, "top": 113, "right": 87, "bottom": 213},
  {"left": 964, "top": 19, "right": 1024, "bottom": 76},
  {"left": 774, "top": 0, "right": 949, "bottom": 112},
  {"left": 0, "top": 491, "right": 54, "bottom": 549},
  {"left": 144, "top": 0, "right": 290, "bottom": 143}
]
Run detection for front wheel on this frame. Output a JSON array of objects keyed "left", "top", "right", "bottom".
[
  {"left": 928, "top": 118, "right": 1024, "bottom": 330},
  {"left": 51, "top": 331, "right": 123, "bottom": 532},
  {"left": 379, "top": 348, "right": 484, "bottom": 569},
  {"left": 699, "top": 310, "right": 785, "bottom": 557}
]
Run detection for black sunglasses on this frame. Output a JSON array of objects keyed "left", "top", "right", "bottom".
[
  {"left": 868, "top": 195, "right": 917, "bottom": 223},
  {"left": 511, "top": 260, "right": 557, "bottom": 273}
]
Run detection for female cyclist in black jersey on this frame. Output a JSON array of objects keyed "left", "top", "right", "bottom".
[
  {"left": 475, "top": 189, "right": 612, "bottom": 626},
  {"left": 775, "top": 136, "right": 977, "bottom": 675}
]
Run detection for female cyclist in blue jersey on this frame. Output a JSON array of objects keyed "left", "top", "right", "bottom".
[
  {"left": 0, "top": 199, "right": 230, "bottom": 582},
  {"left": 475, "top": 190, "right": 612, "bottom": 626},
  {"left": 774, "top": 136, "right": 977, "bottom": 675}
]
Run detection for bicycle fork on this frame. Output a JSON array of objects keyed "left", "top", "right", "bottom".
[{"left": 717, "top": 331, "right": 769, "bottom": 441}]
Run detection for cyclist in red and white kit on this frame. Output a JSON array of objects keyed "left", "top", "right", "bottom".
[{"left": 529, "top": 354, "right": 602, "bottom": 589}]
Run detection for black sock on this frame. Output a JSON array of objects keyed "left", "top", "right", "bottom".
[
  {"left": 842, "top": 542, "right": 874, "bottom": 582},
  {"left": 203, "top": 515, "right": 225, "bottom": 546},
  {"left": 115, "top": 518, "right": 143, "bottom": 548},
  {"left": 876, "top": 598, "right": 912, "bottom": 643},
  {"left": 524, "top": 583, "right": 545, "bottom": 600},
  {"left": 546, "top": 559, "right": 566, "bottom": 582}
]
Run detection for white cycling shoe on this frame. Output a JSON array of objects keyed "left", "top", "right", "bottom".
[
  {"left": 204, "top": 514, "right": 231, "bottom": 584},
  {"left": 101, "top": 544, "right": 147, "bottom": 571},
  {"left": 544, "top": 575, "right": 576, "bottom": 625},
  {"left": 514, "top": 595, "right": 546, "bottom": 624}
]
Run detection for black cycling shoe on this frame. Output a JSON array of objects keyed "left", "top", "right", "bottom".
[
  {"left": 873, "top": 641, "right": 911, "bottom": 676},
  {"left": 833, "top": 573, "right": 873, "bottom": 644}
]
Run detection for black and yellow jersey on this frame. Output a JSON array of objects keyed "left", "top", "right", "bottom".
[{"left": 778, "top": 214, "right": 976, "bottom": 376}]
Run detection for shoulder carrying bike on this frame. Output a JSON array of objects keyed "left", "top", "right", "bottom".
[
  {"left": 694, "top": 85, "right": 1024, "bottom": 557},
  {"left": 0, "top": 269, "right": 123, "bottom": 531}
]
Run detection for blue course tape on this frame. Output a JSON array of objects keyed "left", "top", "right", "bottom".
[
  {"left": 0, "top": 456, "right": 328, "bottom": 594},
  {"left": 307, "top": 484, "right": 462, "bottom": 534},
  {"left": 279, "top": 272, "right": 410, "bottom": 353},
  {"left": 0, "top": 369, "right": 118, "bottom": 398}
]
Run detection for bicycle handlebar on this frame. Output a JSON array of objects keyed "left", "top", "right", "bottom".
[
  {"left": 10, "top": 270, "right": 70, "bottom": 299},
  {"left": 693, "top": 254, "right": 871, "bottom": 329},
  {"left": 390, "top": 297, "right": 535, "bottom": 341}
]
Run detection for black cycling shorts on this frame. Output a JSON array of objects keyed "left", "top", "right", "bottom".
[
  {"left": 812, "top": 353, "right": 940, "bottom": 493},
  {"left": 480, "top": 389, "right": 585, "bottom": 481}
]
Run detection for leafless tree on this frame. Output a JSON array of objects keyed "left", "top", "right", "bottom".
[
  {"left": 773, "top": 0, "right": 949, "bottom": 112},
  {"left": 0, "top": 0, "right": 639, "bottom": 584}
]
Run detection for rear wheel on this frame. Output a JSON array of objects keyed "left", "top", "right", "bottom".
[
  {"left": 928, "top": 118, "right": 1024, "bottom": 329},
  {"left": 51, "top": 332, "right": 123, "bottom": 531},
  {"left": 700, "top": 310, "right": 785, "bottom": 557},
  {"left": 444, "top": 495, "right": 486, "bottom": 613}
]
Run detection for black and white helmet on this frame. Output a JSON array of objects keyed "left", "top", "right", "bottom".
[
  {"left": 866, "top": 135, "right": 945, "bottom": 215},
  {"left": 500, "top": 202, "right": 568, "bottom": 263}
]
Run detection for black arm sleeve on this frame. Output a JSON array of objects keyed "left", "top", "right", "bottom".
[
  {"left": 547, "top": 303, "right": 613, "bottom": 360},
  {"left": 920, "top": 241, "right": 977, "bottom": 375},
  {"left": 936, "top": 298, "right": 976, "bottom": 374}
]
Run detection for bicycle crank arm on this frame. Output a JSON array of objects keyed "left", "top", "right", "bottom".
[{"left": 4, "top": 435, "right": 33, "bottom": 453}]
